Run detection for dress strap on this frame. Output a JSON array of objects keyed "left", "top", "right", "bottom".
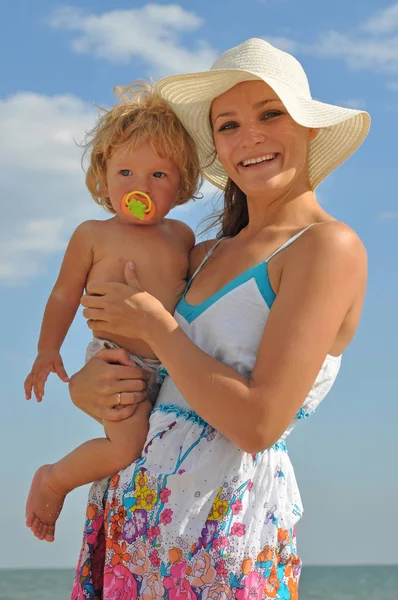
[
  {"left": 190, "top": 223, "right": 321, "bottom": 282},
  {"left": 264, "top": 223, "right": 319, "bottom": 263},
  {"left": 189, "top": 237, "right": 228, "bottom": 283}
]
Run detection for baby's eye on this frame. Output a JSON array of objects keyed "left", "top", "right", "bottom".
[
  {"left": 153, "top": 172, "right": 166, "bottom": 178},
  {"left": 120, "top": 169, "right": 132, "bottom": 176}
]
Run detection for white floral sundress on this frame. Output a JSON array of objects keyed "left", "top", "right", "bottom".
[{"left": 71, "top": 225, "right": 341, "bottom": 600}]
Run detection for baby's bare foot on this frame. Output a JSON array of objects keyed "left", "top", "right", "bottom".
[{"left": 26, "top": 464, "right": 68, "bottom": 542}]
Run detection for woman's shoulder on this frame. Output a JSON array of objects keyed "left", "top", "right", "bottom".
[
  {"left": 188, "top": 238, "right": 219, "bottom": 278},
  {"left": 280, "top": 220, "right": 367, "bottom": 298},
  {"left": 294, "top": 220, "right": 366, "bottom": 264}
]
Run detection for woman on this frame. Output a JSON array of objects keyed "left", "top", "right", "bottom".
[{"left": 71, "top": 38, "right": 370, "bottom": 599}]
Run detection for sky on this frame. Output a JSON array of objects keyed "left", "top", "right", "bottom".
[{"left": 1, "top": 0, "right": 397, "bottom": 569}]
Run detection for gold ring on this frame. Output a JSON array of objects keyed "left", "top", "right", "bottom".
[{"left": 117, "top": 393, "right": 121, "bottom": 406}]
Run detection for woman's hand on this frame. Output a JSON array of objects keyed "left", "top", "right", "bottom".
[
  {"left": 81, "top": 262, "right": 167, "bottom": 342},
  {"left": 69, "top": 347, "right": 150, "bottom": 422}
]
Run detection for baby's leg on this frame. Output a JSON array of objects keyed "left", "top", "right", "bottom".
[{"left": 26, "top": 399, "right": 152, "bottom": 542}]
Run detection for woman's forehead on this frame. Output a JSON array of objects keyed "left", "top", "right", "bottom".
[{"left": 211, "top": 80, "right": 281, "bottom": 117}]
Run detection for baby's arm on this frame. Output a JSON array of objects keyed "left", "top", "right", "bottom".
[
  {"left": 170, "top": 218, "right": 195, "bottom": 254},
  {"left": 25, "top": 221, "right": 95, "bottom": 402}
]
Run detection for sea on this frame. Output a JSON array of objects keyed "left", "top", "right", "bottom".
[{"left": 0, "top": 566, "right": 397, "bottom": 600}]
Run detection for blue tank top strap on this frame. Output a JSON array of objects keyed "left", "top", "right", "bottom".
[{"left": 264, "top": 223, "right": 320, "bottom": 263}]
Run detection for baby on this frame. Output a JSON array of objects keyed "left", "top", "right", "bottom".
[{"left": 24, "top": 82, "right": 201, "bottom": 542}]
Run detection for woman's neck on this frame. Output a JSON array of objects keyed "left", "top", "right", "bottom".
[{"left": 242, "top": 187, "right": 328, "bottom": 237}]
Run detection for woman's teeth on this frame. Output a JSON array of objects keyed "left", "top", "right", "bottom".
[{"left": 241, "top": 153, "right": 277, "bottom": 167}]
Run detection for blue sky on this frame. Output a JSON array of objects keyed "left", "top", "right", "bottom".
[{"left": 1, "top": 0, "right": 397, "bottom": 569}]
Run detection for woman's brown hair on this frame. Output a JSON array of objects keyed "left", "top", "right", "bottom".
[{"left": 217, "top": 179, "right": 249, "bottom": 238}]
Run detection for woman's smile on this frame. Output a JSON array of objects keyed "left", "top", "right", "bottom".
[{"left": 239, "top": 153, "right": 279, "bottom": 167}]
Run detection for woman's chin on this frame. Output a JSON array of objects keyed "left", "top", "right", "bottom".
[
  {"left": 237, "top": 170, "right": 305, "bottom": 199},
  {"left": 239, "top": 175, "right": 288, "bottom": 198}
]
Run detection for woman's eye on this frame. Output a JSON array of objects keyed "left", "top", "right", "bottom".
[
  {"left": 120, "top": 169, "right": 132, "bottom": 176},
  {"left": 218, "top": 122, "right": 238, "bottom": 132},
  {"left": 262, "top": 111, "right": 282, "bottom": 120},
  {"left": 153, "top": 171, "right": 166, "bottom": 178}
]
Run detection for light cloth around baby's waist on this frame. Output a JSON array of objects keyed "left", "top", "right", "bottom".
[{"left": 86, "top": 337, "right": 161, "bottom": 404}]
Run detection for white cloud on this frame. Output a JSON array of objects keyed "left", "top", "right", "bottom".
[
  {"left": 264, "top": 4, "right": 398, "bottom": 86},
  {"left": 0, "top": 92, "right": 102, "bottom": 286},
  {"left": 313, "top": 31, "right": 398, "bottom": 74},
  {"left": 263, "top": 36, "right": 298, "bottom": 53},
  {"left": 0, "top": 93, "right": 93, "bottom": 173},
  {"left": 343, "top": 99, "right": 367, "bottom": 109},
  {"left": 377, "top": 211, "right": 398, "bottom": 221},
  {"left": 49, "top": 4, "right": 217, "bottom": 76},
  {"left": 361, "top": 3, "right": 398, "bottom": 34}
]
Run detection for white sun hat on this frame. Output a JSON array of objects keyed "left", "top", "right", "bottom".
[{"left": 155, "top": 38, "right": 370, "bottom": 190}]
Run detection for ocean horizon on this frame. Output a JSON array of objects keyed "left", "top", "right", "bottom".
[{"left": 0, "top": 565, "right": 397, "bottom": 599}]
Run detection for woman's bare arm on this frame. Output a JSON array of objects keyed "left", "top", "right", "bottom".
[
  {"left": 143, "top": 223, "right": 367, "bottom": 451},
  {"left": 82, "top": 222, "right": 367, "bottom": 452}
]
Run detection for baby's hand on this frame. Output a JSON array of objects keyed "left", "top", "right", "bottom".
[{"left": 24, "top": 350, "right": 69, "bottom": 402}]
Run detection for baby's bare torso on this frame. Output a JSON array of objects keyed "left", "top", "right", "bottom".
[{"left": 87, "top": 217, "right": 191, "bottom": 358}]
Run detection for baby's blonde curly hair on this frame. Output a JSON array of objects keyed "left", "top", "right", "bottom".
[{"left": 83, "top": 81, "right": 202, "bottom": 213}]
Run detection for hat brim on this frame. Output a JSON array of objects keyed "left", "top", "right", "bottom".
[{"left": 157, "top": 69, "right": 370, "bottom": 190}]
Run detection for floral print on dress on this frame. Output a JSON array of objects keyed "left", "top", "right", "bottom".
[
  {"left": 71, "top": 407, "right": 302, "bottom": 599},
  {"left": 71, "top": 236, "right": 341, "bottom": 599}
]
